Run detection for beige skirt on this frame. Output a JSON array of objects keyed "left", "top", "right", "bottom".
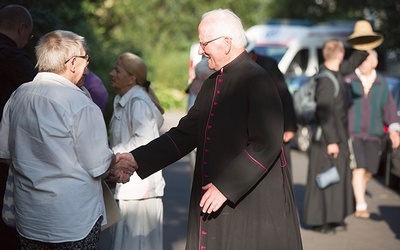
[{"left": 111, "top": 198, "right": 163, "bottom": 250}]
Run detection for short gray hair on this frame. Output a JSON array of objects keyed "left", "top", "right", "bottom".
[
  {"left": 35, "top": 30, "right": 88, "bottom": 74},
  {"left": 201, "top": 9, "right": 247, "bottom": 49}
]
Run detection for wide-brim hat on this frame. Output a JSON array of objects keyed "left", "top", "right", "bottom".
[{"left": 346, "top": 20, "right": 384, "bottom": 50}]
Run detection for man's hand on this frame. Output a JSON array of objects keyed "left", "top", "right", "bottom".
[
  {"left": 283, "top": 131, "right": 295, "bottom": 143},
  {"left": 389, "top": 131, "right": 400, "bottom": 149},
  {"left": 109, "top": 153, "right": 138, "bottom": 183},
  {"left": 200, "top": 183, "right": 227, "bottom": 214},
  {"left": 327, "top": 143, "right": 339, "bottom": 158}
]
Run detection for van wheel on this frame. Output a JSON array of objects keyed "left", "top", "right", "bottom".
[{"left": 296, "top": 125, "right": 312, "bottom": 152}]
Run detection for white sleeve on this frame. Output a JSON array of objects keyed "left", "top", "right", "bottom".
[{"left": 112, "top": 98, "right": 159, "bottom": 154}]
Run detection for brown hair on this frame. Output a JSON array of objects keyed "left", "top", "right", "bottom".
[
  {"left": 118, "top": 52, "right": 164, "bottom": 114},
  {"left": 322, "top": 39, "right": 344, "bottom": 61}
]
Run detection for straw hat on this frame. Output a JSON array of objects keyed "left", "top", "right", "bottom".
[{"left": 346, "top": 20, "right": 384, "bottom": 50}]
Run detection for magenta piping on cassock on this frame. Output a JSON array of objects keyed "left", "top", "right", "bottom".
[
  {"left": 244, "top": 149, "right": 267, "bottom": 171},
  {"left": 165, "top": 134, "right": 181, "bottom": 156}
]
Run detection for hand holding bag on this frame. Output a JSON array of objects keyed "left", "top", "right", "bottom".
[{"left": 315, "top": 155, "right": 341, "bottom": 189}]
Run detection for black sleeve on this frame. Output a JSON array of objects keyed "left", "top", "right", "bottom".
[{"left": 339, "top": 50, "right": 368, "bottom": 75}]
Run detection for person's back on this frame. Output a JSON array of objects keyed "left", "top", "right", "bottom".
[
  {"left": 0, "top": 29, "right": 132, "bottom": 249},
  {"left": 5, "top": 73, "right": 112, "bottom": 239},
  {"left": 0, "top": 5, "right": 36, "bottom": 249},
  {"left": 0, "top": 5, "right": 36, "bottom": 119},
  {"left": 249, "top": 51, "right": 298, "bottom": 180},
  {"left": 303, "top": 39, "right": 368, "bottom": 233},
  {"left": 251, "top": 53, "right": 297, "bottom": 132}
]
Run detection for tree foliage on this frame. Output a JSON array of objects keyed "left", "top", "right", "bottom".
[{"left": 1, "top": 0, "right": 399, "bottom": 116}]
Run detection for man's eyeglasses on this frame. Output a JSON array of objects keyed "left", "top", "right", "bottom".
[
  {"left": 199, "top": 36, "right": 226, "bottom": 50},
  {"left": 65, "top": 54, "right": 91, "bottom": 64}
]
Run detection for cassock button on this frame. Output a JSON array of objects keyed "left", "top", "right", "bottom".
[
  {"left": 218, "top": 78, "right": 223, "bottom": 83},
  {"left": 201, "top": 246, "right": 206, "bottom": 250},
  {"left": 216, "top": 90, "right": 221, "bottom": 94}
]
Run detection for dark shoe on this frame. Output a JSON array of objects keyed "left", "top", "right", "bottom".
[
  {"left": 319, "top": 224, "right": 336, "bottom": 234},
  {"left": 312, "top": 225, "right": 323, "bottom": 232},
  {"left": 329, "top": 222, "right": 347, "bottom": 231}
]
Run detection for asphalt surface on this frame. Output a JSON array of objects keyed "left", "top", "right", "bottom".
[{"left": 101, "top": 110, "right": 400, "bottom": 250}]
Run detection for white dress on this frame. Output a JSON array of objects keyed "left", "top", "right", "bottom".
[{"left": 109, "top": 85, "right": 165, "bottom": 250}]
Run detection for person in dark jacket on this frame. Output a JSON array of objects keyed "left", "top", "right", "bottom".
[
  {"left": 115, "top": 8, "right": 302, "bottom": 250},
  {"left": 0, "top": 5, "right": 36, "bottom": 249},
  {"left": 247, "top": 43, "right": 298, "bottom": 181},
  {"left": 84, "top": 69, "right": 109, "bottom": 113},
  {"left": 303, "top": 39, "right": 368, "bottom": 233}
]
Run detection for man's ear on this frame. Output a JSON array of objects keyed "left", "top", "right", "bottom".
[
  {"left": 17, "top": 22, "right": 25, "bottom": 35},
  {"left": 67, "top": 58, "right": 76, "bottom": 73},
  {"left": 224, "top": 37, "right": 231, "bottom": 55}
]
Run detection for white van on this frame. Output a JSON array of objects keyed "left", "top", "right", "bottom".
[
  {"left": 245, "top": 21, "right": 355, "bottom": 81},
  {"left": 188, "top": 43, "right": 202, "bottom": 84},
  {"left": 189, "top": 21, "right": 355, "bottom": 88},
  {"left": 245, "top": 21, "right": 356, "bottom": 151},
  {"left": 187, "top": 21, "right": 356, "bottom": 151}
]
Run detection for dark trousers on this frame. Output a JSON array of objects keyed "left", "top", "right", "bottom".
[{"left": 20, "top": 217, "right": 102, "bottom": 250}]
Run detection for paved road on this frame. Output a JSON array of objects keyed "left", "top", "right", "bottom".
[{"left": 160, "top": 110, "right": 400, "bottom": 250}]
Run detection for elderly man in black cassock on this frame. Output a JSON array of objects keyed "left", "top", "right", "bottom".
[{"left": 116, "top": 8, "right": 303, "bottom": 250}]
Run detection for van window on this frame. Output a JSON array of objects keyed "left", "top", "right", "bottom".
[
  {"left": 287, "top": 49, "right": 309, "bottom": 76},
  {"left": 253, "top": 46, "right": 288, "bottom": 63}
]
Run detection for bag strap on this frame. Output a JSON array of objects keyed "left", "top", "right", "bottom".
[{"left": 315, "top": 70, "right": 340, "bottom": 97}]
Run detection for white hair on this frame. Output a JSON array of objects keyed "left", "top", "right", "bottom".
[
  {"left": 35, "top": 30, "right": 87, "bottom": 74},
  {"left": 201, "top": 9, "right": 247, "bottom": 49}
]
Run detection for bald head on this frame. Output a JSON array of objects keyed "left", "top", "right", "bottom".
[
  {"left": 358, "top": 50, "right": 378, "bottom": 76},
  {"left": 0, "top": 5, "right": 32, "bottom": 48}
]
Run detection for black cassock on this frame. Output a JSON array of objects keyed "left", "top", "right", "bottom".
[
  {"left": 133, "top": 52, "right": 302, "bottom": 250},
  {"left": 303, "top": 50, "right": 368, "bottom": 227}
]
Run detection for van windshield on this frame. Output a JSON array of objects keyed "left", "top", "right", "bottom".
[{"left": 253, "top": 46, "right": 288, "bottom": 63}]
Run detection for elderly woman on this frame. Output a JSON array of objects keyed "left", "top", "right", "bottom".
[
  {"left": 0, "top": 30, "right": 136, "bottom": 249},
  {"left": 109, "top": 52, "right": 165, "bottom": 250}
]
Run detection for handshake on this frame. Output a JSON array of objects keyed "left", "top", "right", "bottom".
[{"left": 108, "top": 153, "right": 138, "bottom": 184}]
